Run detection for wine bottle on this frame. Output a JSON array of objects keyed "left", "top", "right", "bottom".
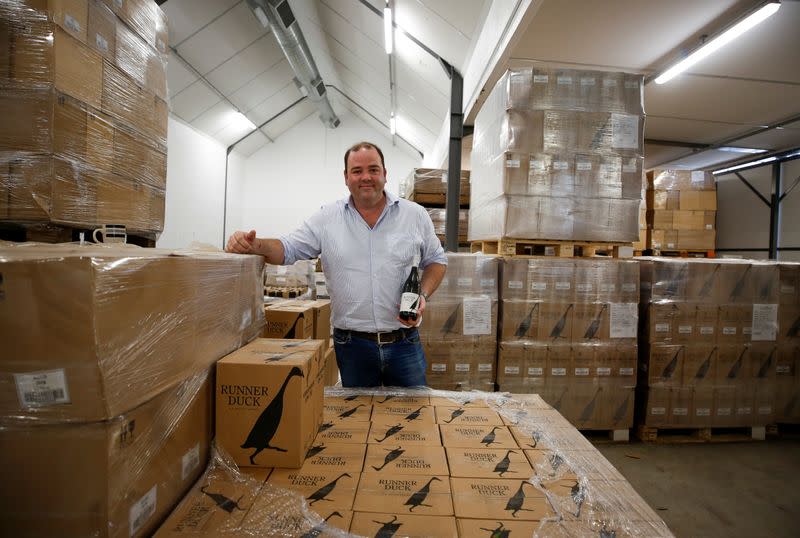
[{"left": 399, "top": 255, "right": 421, "bottom": 321}]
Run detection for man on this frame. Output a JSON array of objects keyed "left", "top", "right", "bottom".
[{"left": 226, "top": 141, "right": 447, "bottom": 387}]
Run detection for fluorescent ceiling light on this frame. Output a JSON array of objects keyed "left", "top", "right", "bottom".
[
  {"left": 713, "top": 155, "right": 777, "bottom": 175},
  {"left": 389, "top": 114, "right": 396, "bottom": 135},
  {"left": 718, "top": 146, "right": 768, "bottom": 154},
  {"left": 230, "top": 111, "right": 256, "bottom": 131},
  {"left": 383, "top": 7, "right": 393, "bottom": 54},
  {"left": 655, "top": 2, "right": 780, "bottom": 84}
]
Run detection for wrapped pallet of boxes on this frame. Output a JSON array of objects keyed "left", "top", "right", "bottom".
[
  {"left": 156, "top": 388, "right": 673, "bottom": 537},
  {"left": 0, "top": 0, "right": 168, "bottom": 239},
  {"left": 0, "top": 244, "right": 265, "bottom": 537},
  {"left": 497, "top": 257, "right": 640, "bottom": 430},
  {"left": 646, "top": 169, "right": 717, "bottom": 252},
  {"left": 638, "top": 258, "right": 785, "bottom": 432},
  {"left": 469, "top": 66, "right": 644, "bottom": 243},
  {"left": 776, "top": 263, "right": 800, "bottom": 422},
  {"left": 405, "top": 168, "right": 470, "bottom": 204},
  {"left": 420, "top": 254, "right": 499, "bottom": 391},
  {"left": 428, "top": 207, "right": 469, "bottom": 244}
]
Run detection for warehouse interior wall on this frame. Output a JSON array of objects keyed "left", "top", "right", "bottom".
[
  {"left": 715, "top": 158, "right": 800, "bottom": 262},
  {"left": 158, "top": 117, "right": 228, "bottom": 249},
  {"left": 231, "top": 109, "right": 421, "bottom": 238}
]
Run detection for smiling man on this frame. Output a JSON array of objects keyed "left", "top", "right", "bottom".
[{"left": 226, "top": 141, "right": 447, "bottom": 387}]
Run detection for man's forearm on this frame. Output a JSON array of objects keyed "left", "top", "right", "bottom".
[
  {"left": 254, "top": 238, "right": 286, "bottom": 265},
  {"left": 421, "top": 263, "right": 446, "bottom": 298}
]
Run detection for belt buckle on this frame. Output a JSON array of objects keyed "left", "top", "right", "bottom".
[{"left": 376, "top": 331, "right": 394, "bottom": 345}]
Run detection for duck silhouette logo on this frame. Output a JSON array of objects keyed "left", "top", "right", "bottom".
[
  {"left": 300, "top": 511, "right": 342, "bottom": 538},
  {"left": 480, "top": 426, "right": 501, "bottom": 447},
  {"left": 480, "top": 522, "right": 511, "bottom": 538},
  {"left": 372, "top": 446, "right": 405, "bottom": 471},
  {"left": 444, "top": 408, "right": 465, "bottom": 424},
  {"left": 505, "top": 481, "right": 537, "bottom": 517},
  {"left": 306, "top": 473, "right": 351, "bottom": 505},
  {"left": 374, "top": 424, "right": 404, "bottom": 443},
  {"left": 200, "top": 485, "right": 246, "bottom": 513},
  {"left": 305, "top": 443, "right": 327, "bottom": 459},
  {"left": 240, "top": 366, "right": 304, "bottom": 464},
  {"left": 404, "top": 477, "right": 441, "bottom": 512},
  {"left": 338, "top": 404, "right": 364, "bottom": 419},
  {"left": 373, "top": 516, "right": 402, "bottom": 537},
  {"left": 493, "top": 450, "right": 517, "bottom": 477},
  {"left": 404, "top": 406, "right": 426, "bottom": 421}
]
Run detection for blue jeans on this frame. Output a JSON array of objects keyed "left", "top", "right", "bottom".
[{"left": 333, "top": 328, "right": 427, "bottom": 388}]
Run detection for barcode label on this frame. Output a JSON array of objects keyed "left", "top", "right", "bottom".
[
  {"left": 457, "top": 278, "right": 473, "bottom": 287},
  {"left": 651, "top": 407, "right": 666, "bottom": 416},
  {"left": 15, "top": 369, "right": 70, "bottom": 408},
  {"left": 531, "top": 282, "right": 547, "bottom": 291},
  {"left": 551, "top": 368, "right": 566, "bottom": 376},
  {"left": 96, "top": 34, "right": 109, "bottom": 53},
  {"left": 758, "top": 406, "right": 772, "bottom": 415},
  {"left": 533, "top": 74, "right": 549, "bottom": 84},
  {"left": 700, "top": 326, "right": 714, "bottom": 335},
  {"left": 619, "top": 367, "right": 634, "bottom": 376},
  {"left": 678, "top": 325, "right": 693, "bottom": 334},
  {"left": 723, "top": 326, "right": 737, "bottom": 336},
  {"left": 508, "top": 281, "right": 523, "bottom": 289},
  {"left": 506, "top": 159, "right": 520, "bottom": 168},
  {"left": 780, "top": 285, "right": 796, "bottom": 294},
  {"left": 574, "top": 368, "right": 590, "bottom": 376},
  {"left": 601, "top": 283, "right": 617, "bottom": 293},
  {"left": 431, "top": 363, "right": 446, "bottom": 373},
  {"left": 553, "top": 161, "right": 569, "bottom": 171},
  {"left": 181, "top": 444, "right": 200, "bottom": 481},
  {"left": 555, "top": 282, "right": 570, "bottom": 291},
  {"left": 696, "top": 408, "right": 711, "bottom": 417},
  {"left": 673, "top": 407, "right": 688, "bottom": 416},
  {"left": 64, "top": 13, "right": 81, "bottom": 33},
  {"left": 530, "top": 159, "right": 545, "bottom": 171},
  {"left": 656, "top": 323, "right": 670, "bottom": 333},
  {"left": 624, "top": 80, "right": 639, "bottom": 89},
  {"left": 777, "top": 365, "right": 791, "bottom": 374},
  {"left": 455, "top": 363, "right": 470, "bottom": 373},
  {"left": 528, "top": 367, "right": 543, "bottom": 376},
  {"left": 576, "top": 283, "right": 592, "bottom": 292},
  {"left": 717, "top": 407, "right": 732, "bottom": 416},
  {"left": 557, "top": 76, "right": 573, "bottom": 85},
  {"left": 480, "top": 279, "right": 495, "bottom": 288},
  {"left": 737, "top": 407, "right": 752, "bottom": 416},
  {"left": 580, "top": 77, "right": 596, "bottom": 86},
  {"left": 129, "top": 485, "right": 157, "bottom": 536},
  {"left": 576, "top": 161, "right": 592, "bottom": 171},
  {"left": 478, "top": 363, "right": 493, "bottom": 372},
  {"left": 504, "top": 366, "right": 520, "bottom": 375},
  {"left": 622, "top": 283, "right": 637, "bottom": 293},
  {"left": 597, "top": 367, "right": 611, "bottom": 376},
  {"left": 603, "top": 78, "right": 617, "bottom": 87}
]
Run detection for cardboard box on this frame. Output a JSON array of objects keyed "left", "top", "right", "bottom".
[
  {"left": 438, "top": 424, "right": 518, "bottom": 449},
  {"left": 716, "top": 345, "right": 749, "bottom": 384},
  {"left": 714, "top": 386, "right": 737, "bottom": 426},
  {"left": 23, "top": 0, "right": 89, "bottom": 43},
  {"left": 308, "top": 299, "right": 332, "bottom": 348},
  {"left": 372, "top": 394, "right": 432, "bottom": 406},
  {"left": 779, "top": 305, "right": 800, "bottom": 342},
  {"left": 295, "top": 443, "right": 366, "bottom": 474},
  {"left": 323, "top": 346, "right": 338, "bottom": 386},
  {"left": 642, "top": 387, "right": 670, "bottom": 427},
  {"left": 240, "top": 495, "right": 351, "bottom": 537},
  {"left": 538, "top": 302, "right": 575, "bottom": 341},
  {"left": 434, "top": 407, "right": 504, "bottom": 426},
  {"left": 263, "top": 302, "right": 314, "bottom": 339},
  {"left": 670, "top": 387, "right": 692, "bottom": 426},
  {"left": 102, "top": 60, "right": 157, "bottom": 141},
  {"left": 312, "top": 421, "right": 370, "bottom": 445},
  {"left": 679, "top": 190, "right": 717, "bottom": 211},
  {"left": 153, "top": 467, "right": 270, "bottom": 537},
  {"left": 646, "top": 345, "right": 684, "bottom": 387},
  {"left": 573, "top": 303, "right": 611, "bottom": 341},
  {"left": 510, "top": 426, "right": 552, "bottom": 450},
  {"left": 692, "top": 387, "right": 715, "bottom": 426},
  {"left": 450, "top": 478, "right": 554, "bottom": 521},
  {"left": 349, "top": 512, "right": 457, "bottom": 537},
  {"left": 322, "top": 401, "right": 372, "bottom": 422},
  {"left": 88, "top": 0, "right": 116, "bottom": 60},
  {"left": 446, "top": 447, "right": 533, "bottom": 478},
  {"left": 353, "top": 473, "right": 453, "bottom": 515},
  {"left": 0, "top": 371, "right": 213, "bottom": 538},
  {"left": 363, "top": 445, "right": 448, "bottom": 475},
  {"left": 215, "top": 338, "right": 324, "bottom": 468},
  {"left": 778, "top": 264, "right": 800, "bottom": 305},
  {"left": 268, "top": 469, "right": 358, "bottom": 510},
  {"left": 0, "top": 246, "right": 264, "bottom": 421},
  {"left": 369, "top": 403, "right": 436, "bottom": 425},
  {"left": 368, "top": 422, "right": 443, "bottom": 446},
  {"left": 500, "top": 300, "right": 542, "bottom": 340},
  {"left": 457, "top": 519, "right": 542, "bottom": 538},
  {"left": 682, "top": 346, "right": 717, "bottom": 386}
]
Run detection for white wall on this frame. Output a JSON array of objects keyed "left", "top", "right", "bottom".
[
  {"left": 158, "top": 116, "right": 228, "bottom": 249},
  {"left": 231, "top": 109, "right": 422, "bottom": 237}
]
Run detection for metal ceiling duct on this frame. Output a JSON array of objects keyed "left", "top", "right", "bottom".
[{"left": 248, "top": 0, "right": 340, "bottom": 129}]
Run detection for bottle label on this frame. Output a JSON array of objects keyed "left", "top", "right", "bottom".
[{"left": 400, "top": 292, "right": 420, "bottom": 313}]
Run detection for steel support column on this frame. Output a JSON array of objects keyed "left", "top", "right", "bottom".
[
  {"left": 444, "top": 64, "right": 464, "bottom": 252},
  {"left": 768, "top": 162, "right": 782, "bottom": 260}
]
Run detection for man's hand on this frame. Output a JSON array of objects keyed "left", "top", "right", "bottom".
[
  {"left": 397, "top": 294, "right": 426, "bottom": 328},
  {"left": 226, "top": 230, "right": 258, "bottom": 254}
]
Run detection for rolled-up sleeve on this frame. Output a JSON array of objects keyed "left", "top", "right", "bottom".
[
  {"left": 417, "top": 206, "right": 448, "bottom": 269},
  {"left": 280, "top": 210, "right": 324, "bottom": 265}
]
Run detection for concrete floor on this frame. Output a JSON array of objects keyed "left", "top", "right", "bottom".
[{"left": 596, "top": 439, "right": 800, "bottom": 538}]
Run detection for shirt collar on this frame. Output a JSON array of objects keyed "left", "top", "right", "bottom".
[{"left": 344, "top": 190, "right": 399, "bottom": 209}]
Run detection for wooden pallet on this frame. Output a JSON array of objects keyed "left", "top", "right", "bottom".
[
  {"left": 409, "top": 192, "right": 469, "bottom": 207},
  {"left": 636, "top": 425, "right": 766, "bottom": 443},
  {"left": 648, "top": 249, "right": 716, "bottom": 258},
  {"left": 766, "top": 423, "right": 800, "bottom": 438},
  {"left": 581, "top": 428, "right": 630, "bottom": 444},
  {"left": 471, "top": 238, "right": 634, "bottom": 258},
  {"left": 0, "top": 222, "right": 157, "bottom": 247},
  {"left": 264, "top": 286, "right": 309, "bottom": 299}
]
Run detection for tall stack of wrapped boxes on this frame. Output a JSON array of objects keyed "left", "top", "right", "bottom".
[
  {"left": 420, "top": 254, "right": 499, "bottom": 391},
  {"left": 469, "top": 66, "right": 644, "bottom": 243},
  {"left": 0, "top": 0, "right": 169, "bottom": 237},
  {"left": 646, "top": 169, "right": 717, "bottom": 252},
  {"left": 638, "top": 258, "right": 781, "bottom": 430},
  {"left": 0, "top": 245, "right": 265, "bottom": 536},
  {"left": 401, "top": 167, "right": 470, "bottom": 204},
  {"left": 776, "top": 263, "right": 800, "bottom": 422},
  {"left": 427, "top": 207, "right": 469, "bottom": 244},
  {"left": 497, "top": 258, "right": 640, "bottom": 430}
]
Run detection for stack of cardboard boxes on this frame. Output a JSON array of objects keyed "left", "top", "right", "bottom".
[
  {"left": 638, "top": 258, "right": 780, "bottom": 428},
  {"left": 646, "top": 169, "right": 717, "bottom": 252},
  {"left": 400, "top": 167, "right": 470, "bottom": 204},
  {"left": 497, "top": 258, "right": 640, "bottom": 430},
  {"left": 0, "top": 245, "right": 265, "bottom": 536},
  {"left": 777, "top": 263, "right": 800, "bottom": 422},
  {"left": 0, "top": 0, "right": 169, "bottom": 236},
  {"left": 420, "top": 254, "right": 499, "bottom": 391},
  {"left": 469, "top": 66, "right": 644, "bottom": 243},
  {"left": 427, "top": 207, "right": 469, "bottom": 244},
  {"left": 156, "top": 390, "right": 672, "bottom": 537}
]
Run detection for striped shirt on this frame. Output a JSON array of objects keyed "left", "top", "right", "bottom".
[{"left": 280, "top": 190, "right": 447, "bottom": 332}]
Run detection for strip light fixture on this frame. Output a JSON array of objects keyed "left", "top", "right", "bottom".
[
  {"left": 655, "top": 1, "right": 780, "bottom": 84},
  {"left": 383, "top": 4, "right": 393, "bottom": 54},
  {"left": 389, "top": 114, "right": 396, "bottom": 135}
]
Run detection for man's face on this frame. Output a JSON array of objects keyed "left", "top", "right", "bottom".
[{"left": 344, "top": 147, "right": 387, "bottom": 207}]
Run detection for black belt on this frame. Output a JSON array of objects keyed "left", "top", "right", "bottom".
[{"left": 342, "top": 327, "right": 416, "bottom": 345}]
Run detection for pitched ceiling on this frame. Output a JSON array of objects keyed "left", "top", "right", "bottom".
[{"left": 162, "top": 0, "right": 800, "bottom": 170}]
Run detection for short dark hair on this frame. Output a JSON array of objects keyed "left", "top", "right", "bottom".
[{"left": 344, "top": 141, "right": 385, "bottom": 172}]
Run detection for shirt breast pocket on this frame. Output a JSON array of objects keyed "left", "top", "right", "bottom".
[{"left": 382, "top": 232, "right": 420, "bottom": 276}]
